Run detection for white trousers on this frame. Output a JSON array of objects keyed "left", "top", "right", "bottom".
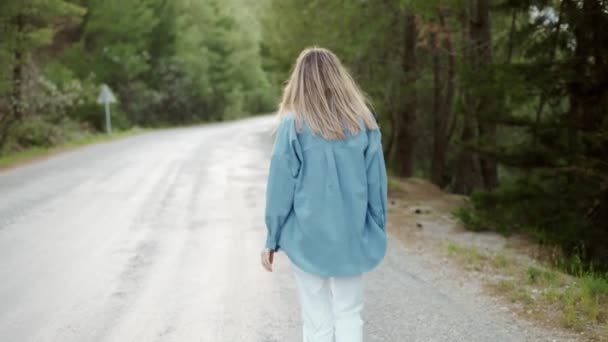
[{"left": 292, "top": 264, "right": 364, "bottom": 342}]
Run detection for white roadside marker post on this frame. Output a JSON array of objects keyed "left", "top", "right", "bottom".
[{"left": 97, "top": 84, "right": 117, "bottom": 134}]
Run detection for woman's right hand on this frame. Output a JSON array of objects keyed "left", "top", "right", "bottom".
[{"left": 261, "top": 248, "right": 274, "bottom": 272}]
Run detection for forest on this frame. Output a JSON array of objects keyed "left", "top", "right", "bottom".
[
  {"left": 0, "top": 0, "right": 274, "bottom": 149},
  {"left": 1, "top": 0, "right": 607, "bottom": 272}
]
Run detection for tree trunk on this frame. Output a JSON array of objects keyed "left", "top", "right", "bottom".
[
  {"left": 430, "top": 30, "right": 443, "bottom": 185},
  {"left": 470, "top": 0, "right": 498, "bottom": 189},
  {"left": 453, "top": 6, "right": 483, "bottom": 194},
  {"left": 430, "top": 8, "right": 456, "bottom": 188},
  {"left": 389, "top": 10, "right": 417, "bottom": 177},
  {"left": 454, "top": 114, "right": 482, "bottom": 194}
]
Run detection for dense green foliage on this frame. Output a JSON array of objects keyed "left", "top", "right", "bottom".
[
  {"left": 261, "top": 0, "right": 608, "bottom": 270},
  {"left": 0, "top": 0, "right": 274, "bottom": 154}
]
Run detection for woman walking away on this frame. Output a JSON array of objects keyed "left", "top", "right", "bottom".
[{"left": 260, "top": 47, "right": 388, "bottom": 342}]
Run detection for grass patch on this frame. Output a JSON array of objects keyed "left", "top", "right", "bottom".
[
  {"left": 488, "top": 279, "right": 517, "bottom": 300},
  {"left": 542, "top": 287, "right": 561, "bottom": 303},
  {"left": 487, "top": 279, "right": 534, "bottom": 307},
  {"left": 526, "top": 266, "right": 559, "bottom": 285},
  {"left": 452, "top": 206, "right": 486, "bottom": 232},
  {"left": 491, "top": 253, "right": 511, "bottom": 269},
  {"left": 0, "top": 127, "right": 146, "bottom": 170},
  {"left": 447, "top": 242, "right": 490, "bottom": 271},
  {"left": 447, "top": 241, "right": 608, "bottom": 339}
]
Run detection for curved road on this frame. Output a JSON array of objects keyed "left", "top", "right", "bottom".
[{"left": 0, "top": 116, "right": 557, "bottom": 341}]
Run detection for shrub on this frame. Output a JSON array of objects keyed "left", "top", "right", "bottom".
[{"left": 459, "top": 176, "right": 608, "bottom": 272}]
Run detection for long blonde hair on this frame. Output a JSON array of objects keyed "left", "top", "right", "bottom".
[{"left": 278, "top": 47, "right": 378, "bottom": 140}]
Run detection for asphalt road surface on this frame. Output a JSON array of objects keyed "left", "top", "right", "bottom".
[{"left": 0, "top": 116, "right": 561, "bottom": 342}]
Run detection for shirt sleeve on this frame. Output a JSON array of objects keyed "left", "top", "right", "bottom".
[
  {"left": 365, "top": 128, "right": 388, "bottom": 230},
  {"left": 264, "top": 118, "right": 301, "bottom": 251}
]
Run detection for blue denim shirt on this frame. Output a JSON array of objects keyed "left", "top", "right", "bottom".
[{"left": 264, "top": 114, "right": 387, "bottom": 277}]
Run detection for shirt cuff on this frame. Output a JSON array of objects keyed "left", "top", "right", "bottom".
[{"left": 265, "top": 235, "right": 279, "bottom": 251}]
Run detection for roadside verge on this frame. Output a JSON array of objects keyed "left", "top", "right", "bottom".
[
  {"left": 388, "top": 177, "right": 607, "bottom": 341},
  {"left": 0, "top": 128, "right": 147, "bottom": 171}
]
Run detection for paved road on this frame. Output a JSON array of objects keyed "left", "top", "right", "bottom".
[{"left": 0, "top": 116, "right": 556, "bottom": 342}]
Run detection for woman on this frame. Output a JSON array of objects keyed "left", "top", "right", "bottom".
[{"left": 261, "top": 47, "right": 388, "bottom": 342}]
